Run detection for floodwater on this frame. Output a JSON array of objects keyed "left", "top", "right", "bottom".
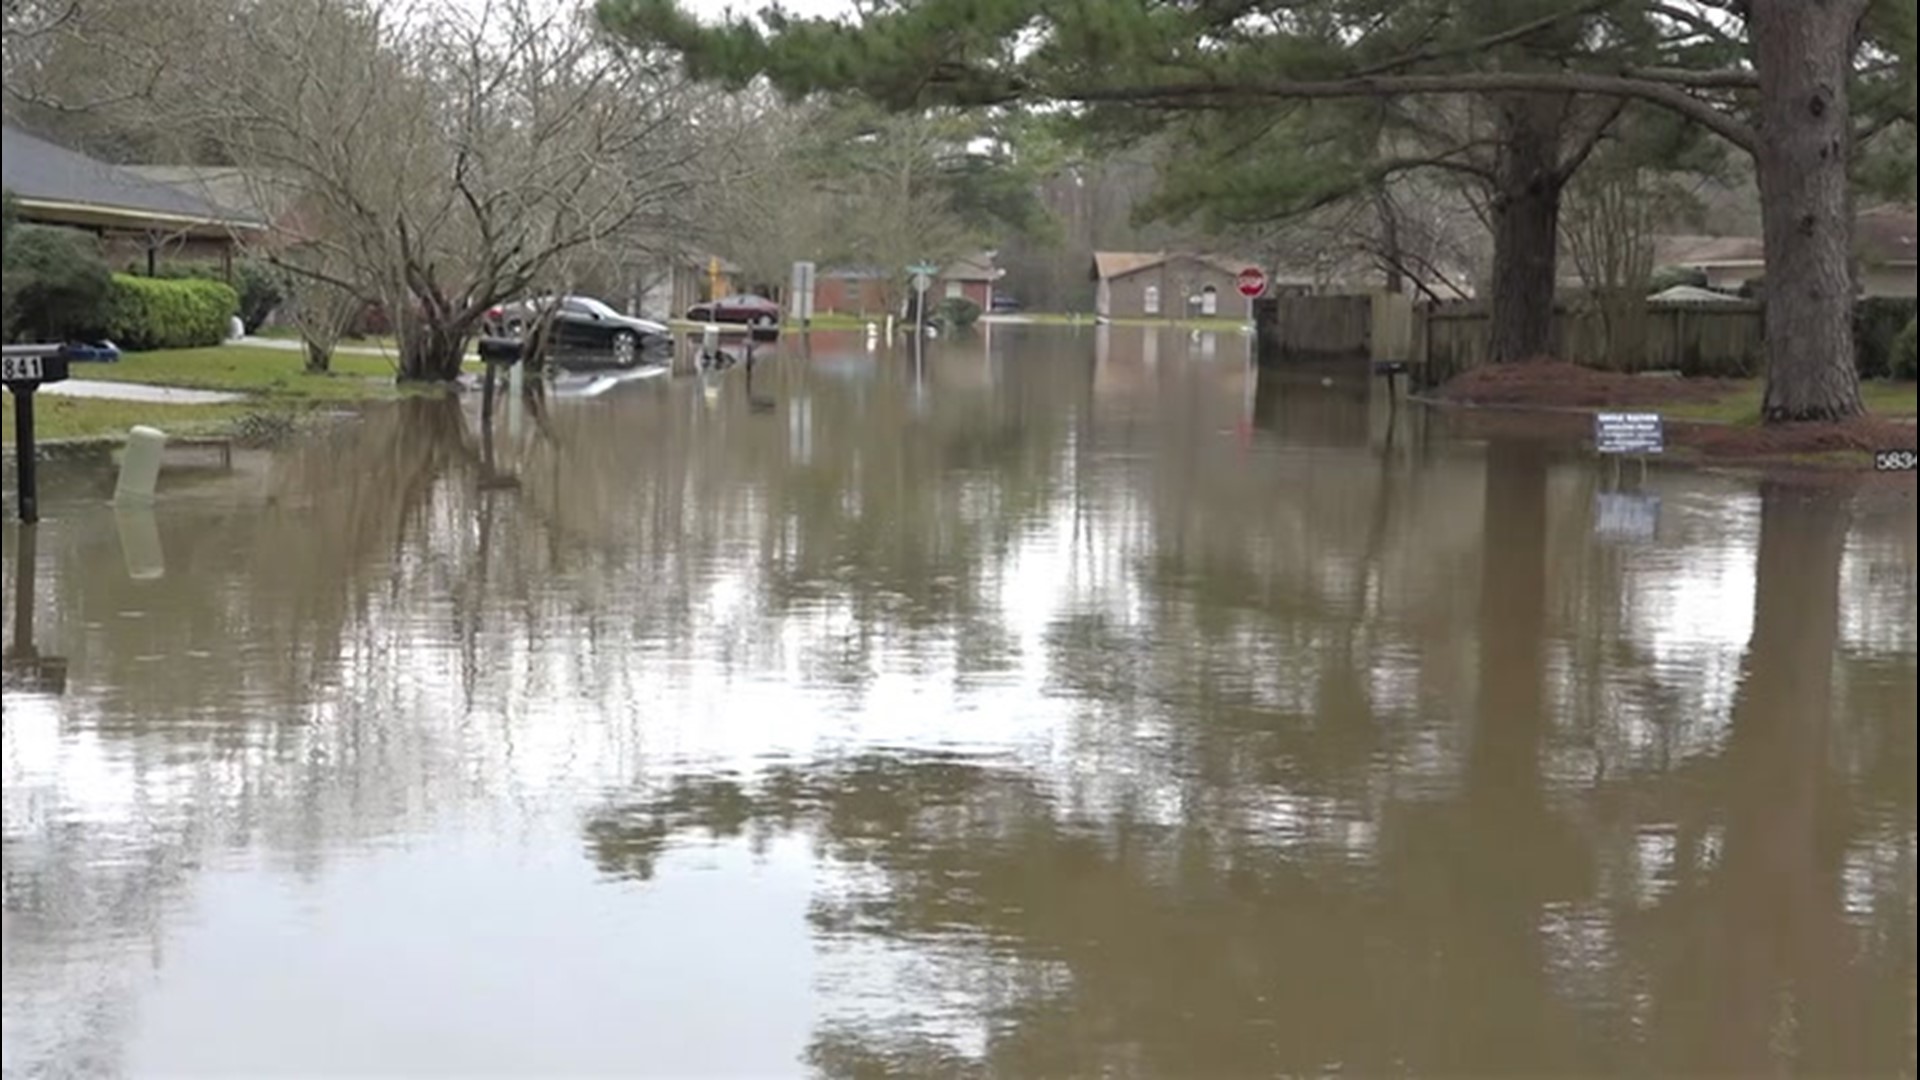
[{"left": 3, "top": 325, "right": 1914, "bottom": 1078}]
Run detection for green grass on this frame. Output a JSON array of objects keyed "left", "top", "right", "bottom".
[
  {"left": 257, "top": 325, "right": 402, "bottom": 350},
  {"left": 2, "top": 396, "right": 260, "bottom": 445},
  {"left": 1660, "top": 379, "right": 1917, "bottom": 425},
  {"left": 76, "top": 345, "right": 406, "bottom": 402}
]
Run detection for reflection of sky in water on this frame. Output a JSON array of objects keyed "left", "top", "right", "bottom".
[{"left": 4, "top": 347, "right": 1915, "bottom": 1075}]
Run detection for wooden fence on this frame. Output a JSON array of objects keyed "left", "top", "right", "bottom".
[
  {"left": 1254, "top": 293, "right": 1414, "bottom": 366},
  {"left": 1413, "top": 297, "right": 1765, "bottom": 386}
]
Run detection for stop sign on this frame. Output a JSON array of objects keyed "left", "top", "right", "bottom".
[{"left": 1236, "top": 266, "right": 1267, "bottom": 298}]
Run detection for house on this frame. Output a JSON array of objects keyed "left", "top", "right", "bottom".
[
  {"left": 628, "top": 250, "right": 741, "bottom": 320},
  {"left": 812, "top": 253, "right": 1005, "bottom": 318},
  {"left": 937, "top": 251, "right": 1004, "bottom": 310},
  {"left": 1654, "top": 205, "right": 1916, "bottom": 298},
  {"left": 814, "top": 266, "right": 890, "bottom": 316},
  {"left": 2, "top": 125, "right": 266, "bottom": 275},
  {"left": 1091, "top": 252, "right": 1299, "bottom": 320}
]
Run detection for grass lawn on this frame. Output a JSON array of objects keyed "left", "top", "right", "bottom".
[
  {"left": 76, "top": 345, "right": 406, "bottom": 402},
  {"left": 2, "top": 397, "right": 257, "bottom": 444},
  {"left": 2, "top": 344, "right": 432, "bottom": 447},
  {"left": 1661, "top": 378, "right": 1918, "bottom": 425}
]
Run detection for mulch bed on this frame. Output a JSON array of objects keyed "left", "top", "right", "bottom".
[
  {"left": 1436, "top": 360, "right": 1743, "bottom": 408},
  {"left": 1429, "top": 360, "right": 1917, "bottom": 469}
]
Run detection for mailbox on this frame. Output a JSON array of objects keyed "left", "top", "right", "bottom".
[{"left": 3, "top": 344, "right": 74, "bottom": 523}]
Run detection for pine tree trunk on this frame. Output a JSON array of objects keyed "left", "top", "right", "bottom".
[
  {"left": 1750, "top": 0, "right": 1866, "bottom": 422},
  {"left": 1488, "top": 94, "right": 1567, "bottom": 364}
]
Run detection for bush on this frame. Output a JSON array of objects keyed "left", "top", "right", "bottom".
[
  {"left": 1895, "top": 318, "right": 1918, "bottom": 381},
  {"left": 1854, "top": 297, "right": 1918, "bottom": 378},
  {"left": 1, "top": 225, "right": 114, "bottom": 343},
  {"left": 233, "top": 261, "right": 284, "bottom": 333},
  {"left": 106, "top": 273, "right": 239, "bottom": 350},
  {"left": 937, "top": 296, "right": 982, "bottom": 329}
]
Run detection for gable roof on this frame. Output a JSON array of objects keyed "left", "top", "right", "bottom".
[
  {"left": 2, "top": 125, "right": 264, "bottom": 233},
  {"left": 1091, "top": 251, "right": 1249, "bottom": 281},
  {"left": 120, "top": 165, "right": 304, "bottom": 225},
  {"left": 1656, "top": 207, "right": 1916, "bottom": 271},
  {"left": 941, "top": 251, "right": 1003, "bottom": 281}
]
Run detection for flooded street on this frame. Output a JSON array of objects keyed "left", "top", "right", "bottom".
[{"left": 4, "top": 325, "right": 1915, "bottom": 1077}]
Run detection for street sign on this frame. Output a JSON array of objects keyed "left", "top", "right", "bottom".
[
  {"left": 1594, "top": 412, "right": 1664, "bottom": 455},
  {"left": 911, "top": 272, "right": 933, "bottom": 294},
  {"left": 1236, "top": 266, "right": 1267, "bottom": 298}
]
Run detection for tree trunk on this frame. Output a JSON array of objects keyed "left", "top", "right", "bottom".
[
  {"left": 399, "top": 320, "right": 472, "bottom": 382},
  {"left": 1487, "top": 94, "right": 1569, "bottom": 364},
  {"left": 1750, "top": 0, "right": 1866, "bottom": 422},
  {"left": 302, "top": 338, "right": 332, "bottom": 374}
]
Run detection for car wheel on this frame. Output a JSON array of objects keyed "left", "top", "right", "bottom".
[{"left": 612, "top": 330, "right": 639, "bottom": 367}]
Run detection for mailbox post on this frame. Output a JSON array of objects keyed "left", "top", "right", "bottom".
[{"left": 3, "top": 344, "right": 74, "bottom": 523}]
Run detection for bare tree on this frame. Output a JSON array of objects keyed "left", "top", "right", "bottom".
[{"left": 182, "top": 0, "right": 715, "bottom": 381}]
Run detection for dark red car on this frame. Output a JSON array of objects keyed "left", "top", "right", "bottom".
[{"left": 686, "top": 294, "right": 782, "bottom": 326}]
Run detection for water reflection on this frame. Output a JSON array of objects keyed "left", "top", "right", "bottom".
[{"left": 3, "top": 327, "right": 1914, "bottom": 1076}]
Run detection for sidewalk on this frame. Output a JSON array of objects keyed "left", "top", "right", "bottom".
[{"left": 41, "top": 380, "right": 247, "bottom": 405}]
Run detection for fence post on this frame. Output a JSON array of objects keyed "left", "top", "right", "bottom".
[{"left": 1252, "top": 296, "right": 1280, "bottom": 368}]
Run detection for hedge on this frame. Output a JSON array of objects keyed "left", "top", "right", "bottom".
[
  {"left": 1895, "top": 318, "right": 1918, "bottom": 381},
  {"left": 2, "top": 224, "right": 114, "bottom": 342},
  {"left": 106, "top": 273, "right": 239, "bottom": 350}
]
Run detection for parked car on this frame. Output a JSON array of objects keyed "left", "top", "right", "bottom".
[
  {"left": 989, "top": 295, "right": 1022, "bottom": 313},
  {"left": 484, "top": 295, "right": 669, "bottom": 367},
  {"left": 58, "top": 340, "right": 122, "bottom": 363},
  {"left": 685, "top": 294, "right": 782, "bottom": 326}
]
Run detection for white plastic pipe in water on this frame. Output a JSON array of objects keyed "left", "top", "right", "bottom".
[
  {"left": 702, "top": 323, "right": 721, "bottom": 365},
  {"left": 508, "top": 359, "right": 524, "bottom": 439},
  {"left": 113, "top": 426, "right": 168, "bottom": 506},
  {"left": 115, "top": 508, "right": 165, "bottom": 580}
]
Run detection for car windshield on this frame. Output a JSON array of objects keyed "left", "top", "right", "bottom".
[{"left": 568, "top": 297, "right": 619, "bottom": 318}]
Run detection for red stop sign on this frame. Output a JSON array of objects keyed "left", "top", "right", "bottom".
[{"left": 1236, "top": 267, "right": 1267, "bottom": 297}]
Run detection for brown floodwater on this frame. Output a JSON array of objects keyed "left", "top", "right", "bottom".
[{"left": 3, "top": 325, "right": 1914, "bottom": 1077}]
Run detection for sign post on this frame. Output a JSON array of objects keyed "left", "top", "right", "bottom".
[
  {"left": 790, "top": 261, "right": 816, "bottom": 327},
  {"left": 908, "top": 262, "right": 939, "bottom": 333},
  {"left": 3, "top": 345, "right": 74, "bottom": 524},
  {"left": 1594, "top": 411, "right": 1664, "bottom": 487}
]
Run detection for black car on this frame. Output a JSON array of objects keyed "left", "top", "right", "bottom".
[{"left": 484, "top": 296, "right": 670, "bottom": 367}]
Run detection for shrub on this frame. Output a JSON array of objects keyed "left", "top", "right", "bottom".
[
  {"left": 937, "top": 296, "right": 982, "bottom": 329},
  {"left": 1, "top": 225, "right": 114, "bottom": 342},
  {"left": 1895, "top": 318, "right": 1918, "bottom": 381},
  {"left": 233, "top": 261, "right": 284, "bottom": 333},
  {"left": 1854, "top": 297, "right": 1918, "bottom": 378},
  {"left": 106, "top": 273, "right": 239, "bottom": 350}
]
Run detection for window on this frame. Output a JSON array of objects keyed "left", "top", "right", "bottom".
[
  {"left": 946, "top": 280, "right": 964, "bottom": 299},
  {"left": 1200, "top": 285, "right": 1218, "bottom": 316},
  {"left": 1143, "top": 285, "right": 1161, "bottom": 316}
]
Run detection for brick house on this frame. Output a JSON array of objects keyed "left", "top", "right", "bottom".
[
  {"left": 2, "top": 125, "right": 265, "bottom": 277},
  {"left": 1091, "top": 252, "right": 1306, "bottom": 320},
  {"left": 813, "top": 252, "right": 1005, "bottom": 317}
]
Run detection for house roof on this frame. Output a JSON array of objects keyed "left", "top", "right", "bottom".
[
  {"left": 2, "top": 125, "right": 264, "bottom": 234},
  {"left": 1654, "top": 234, "right": 1766, "bottom": 268},
  {"left": 1657, "top": 207, "right": 1917, "bottom": 270},
  {"left": 1649, "top": 284, "right": 1750, "bottom": 304},
  {"left": 941, "top": 251, "right": 1003, "bottom": 281},
  {"left": 1090, "top": 251, "right": 1252, "bottom": 281},
  {"left": 120, "top": 165, "right": 304, "bottom": 226},
  {"left": 1857, "top": 204, "right": 1917, "bottom": 266}
]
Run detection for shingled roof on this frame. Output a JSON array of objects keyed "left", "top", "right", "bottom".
[{"left": 2, "top": 125, "right": 264, "bottom": 234}]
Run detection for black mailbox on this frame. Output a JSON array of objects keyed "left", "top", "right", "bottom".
[
  {"left": 3, "top": 344, "right": 74, "bottom": 523},
  {"left": 477, "top": 336, "right": 527, "bottom": 365},
  {"left": 2, "top": 347, "right": 71, "bottom": 388}
]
